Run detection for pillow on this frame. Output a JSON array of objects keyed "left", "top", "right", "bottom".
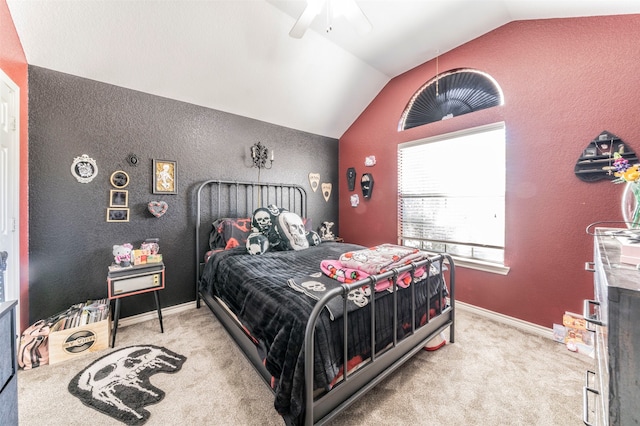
[
  {"left": 245, "top": 233, "right": 270, "bottom": 255},
  {"left": 209, "top": 218, "right": 252, "bottom": 250},
  {"left": 247, "top": 205, "right": 320, "bottom": 254}
]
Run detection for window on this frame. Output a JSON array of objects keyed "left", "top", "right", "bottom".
[{"left": 398, "top": 122, "right": 508, "bottom": 274}]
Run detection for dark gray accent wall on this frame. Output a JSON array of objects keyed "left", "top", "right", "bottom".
[{"left": 28, "top": 66, "right": 339, "bottom": 323}]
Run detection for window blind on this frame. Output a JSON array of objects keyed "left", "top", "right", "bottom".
[{"left": 398, "top": 123, "right": 506, "bottom": 264}]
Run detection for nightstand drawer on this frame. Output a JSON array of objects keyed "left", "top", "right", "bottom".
[{"left": 111, "top": 272, "right": 162, "bottom": 296}]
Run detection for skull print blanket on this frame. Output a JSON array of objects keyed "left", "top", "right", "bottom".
[{"left": 199, "top": 242, "right": 447, "bottom": 426}]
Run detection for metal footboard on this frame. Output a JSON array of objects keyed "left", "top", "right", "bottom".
[{"left": 304, "top": 254, "right": 455, "bottom": 425}]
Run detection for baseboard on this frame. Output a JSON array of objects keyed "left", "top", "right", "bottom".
[
  {"left": 456, "top": 301, "right": 554, "bottom": 340},
  {"left": 117, "top": 301, "right": 197, "bottom": 328},
  {"left": 118, "top": 300, "right": 554, "bottom": 340}
]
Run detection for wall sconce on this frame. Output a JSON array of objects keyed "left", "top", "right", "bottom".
[{"left": 251, "top": 141, "right": 274, "bottom": 170}]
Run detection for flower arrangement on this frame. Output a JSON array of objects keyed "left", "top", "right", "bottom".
[{"left": 613, "top": 153, "right": 640, "bottom": 228}]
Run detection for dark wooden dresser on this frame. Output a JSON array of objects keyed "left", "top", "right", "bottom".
[
  {"left": 584, "top": 229, "right": 640, "bottom": 425},
  {"left": 0, "top": 300, "right": 18, "bottom": 425}
]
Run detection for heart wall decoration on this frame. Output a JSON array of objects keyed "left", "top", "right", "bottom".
[
  {"left": 148, "top": 201, "right": 168, "bottom": 218},
  {"left": 308, "top": 173, "right": 320, "bottom": 192}
]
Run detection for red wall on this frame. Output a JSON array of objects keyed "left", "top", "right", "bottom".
[
  {"left": 339, "top": 15, "right": 640, "bottom": 328},
  {"left": 0, "top": 0, "right": 29, "bottom": 331}
]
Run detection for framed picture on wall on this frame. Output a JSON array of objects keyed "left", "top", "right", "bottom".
[
  {"left": 153, "top": 159, "right": 177, "bottom": 194},
  {"left": 107, "top": 208, "right": 129, "bottom": 222},
  {"left": 110, "top": 170, "right": 130, "bottom": 188},
  {"left": 110, "top": 190, "right": 128, "bottom": 207}
]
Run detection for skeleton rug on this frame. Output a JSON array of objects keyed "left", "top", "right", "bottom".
[{"left": 68, "top": 345, "right": 187, "bottom": 425}]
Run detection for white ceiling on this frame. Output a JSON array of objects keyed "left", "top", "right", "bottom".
[{"left": 7, "top": 0, "right": 640, "bottom": 139}]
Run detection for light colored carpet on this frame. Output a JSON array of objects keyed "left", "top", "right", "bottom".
[{"left": 18, "top": 305, "right": 591, "bottom": 425}]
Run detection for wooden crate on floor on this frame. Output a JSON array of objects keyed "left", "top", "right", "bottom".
[{"left": 48, "top": 318, "right": 111, "bottom": 365}]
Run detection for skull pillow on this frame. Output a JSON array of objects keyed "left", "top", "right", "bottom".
[
  {"left": 276, "top": 211, "right": 310, "bottom": 251},
  {"left": 250, "top": 206, "right": 283, "bottom": 251}
]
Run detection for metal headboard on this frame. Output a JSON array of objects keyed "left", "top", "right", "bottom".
[{"left": 194, "top": 180, "right": 307, "bottom": 301}]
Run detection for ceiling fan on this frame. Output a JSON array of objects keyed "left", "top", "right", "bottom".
[{"left": 289, "top": 0, "right": 372, "bottom": 39}]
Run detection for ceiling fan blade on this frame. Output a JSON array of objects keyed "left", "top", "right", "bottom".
[
  {"left": 341, "top": 0, "right": 372, "bottom": 35},
  {"left": 289, "top": 0, "right": 325, "bottom": 39}
]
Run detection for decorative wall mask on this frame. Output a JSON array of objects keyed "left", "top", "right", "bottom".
[
  {"left": 364, "top": 156, "right": 376, "bottom": 167},
  {"left": 361, "top": 173, "right": 374, "bottom": 198},
  {"left": 71, "top": 154, "right": 98, "bottom": 183},
  {"left": 321, "top": 183, "right": 332, "bottom": 202},
  {"left": 148, "top": 201, "right": 169, "bottom": 218},
  {"left": 346, "top": 167, "right": 356, "bottom": 191},
  {"left": 308, "top": 173, "right": 320, "bottom": 192},
  {"left": 574, "top": 130, "right": 638, "bottom": 182},
  {"left": 350, "top": 194, "right": 360, "bottom": 207}
]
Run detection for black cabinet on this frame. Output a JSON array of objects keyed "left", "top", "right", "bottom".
[
  {"left": 584, "top": 230, "right": 640, "bottom": 425},
  {"left": 0, "top": 300, "right": 18, "bottom": 426}
]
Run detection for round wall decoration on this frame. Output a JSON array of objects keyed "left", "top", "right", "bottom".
[
  {"left": 71, "top": 154, "right": 98, "bottom": 183},
  {"left": 110, "top": 170, "right": 130, "bottom": 188}
]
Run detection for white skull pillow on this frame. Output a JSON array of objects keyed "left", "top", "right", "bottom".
[
  {"left": 276, "top": 211, "right": 309, "bottom": 250},
  {"left": 275, "top": 211, "right": 320, "bottom": 251}
]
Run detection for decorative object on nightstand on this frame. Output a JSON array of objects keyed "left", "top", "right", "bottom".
[
  {"left": 107, "top": 261, "right": 165, "bottom": 347},
  {"left": 112, "top": 243, "right": 133, "bottom": 267}
]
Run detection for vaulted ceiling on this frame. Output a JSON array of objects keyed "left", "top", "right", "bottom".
[{"left": 7, "top": 0, "right": 640, "bottom": 138}]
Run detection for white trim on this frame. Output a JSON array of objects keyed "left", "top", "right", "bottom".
[
  {"left": 0, "top": 67, "right": 20, "bottom": 337},
  {"left": 117, "top": 300, "right": 197, "bottom": 328},
  {"left": 456, "top": 301, "right": 553, "bottom": 340},
  {"left": 117, "top": 300, "right": 555, "bottom": 342},
  {"left": 451, "top": 257, "right": 510, "bottom": 275}
]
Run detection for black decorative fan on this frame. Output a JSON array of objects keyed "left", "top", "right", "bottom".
[{"left": 399, "top": 68, "right": 503, "bottom": 130}]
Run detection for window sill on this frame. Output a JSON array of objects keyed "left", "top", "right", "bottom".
[{"left": 426, "top": 252, "right": 510, "bottom": 275}]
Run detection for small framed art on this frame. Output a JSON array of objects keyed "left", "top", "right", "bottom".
[
  {"left": 110, "top": 170, "right": 130, "bottom": 188},
  {"left": 107, "top": 208, "right": 130, "bottom": 222},
  {"left": 153, "top": 159, "right": 177, "bottom": 194},
  {"left": 110, "top": 190, "right": 128, "bottom": 207}
]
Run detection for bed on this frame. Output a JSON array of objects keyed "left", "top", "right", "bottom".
[{"left": 194, "top": 180, "right": 455, "bottom": 425}]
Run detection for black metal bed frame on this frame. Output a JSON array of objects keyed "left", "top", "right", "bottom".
[{"left": 194, "top": 180, "right": 455, "bottom": 425}]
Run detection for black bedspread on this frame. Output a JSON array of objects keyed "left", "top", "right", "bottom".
[{"left": 199, "top": 242, "right": 446, "bottom": 425}]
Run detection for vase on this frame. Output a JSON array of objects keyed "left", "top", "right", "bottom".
[{"left": 621, "top": 181, "right": 640, "bottom": 228}]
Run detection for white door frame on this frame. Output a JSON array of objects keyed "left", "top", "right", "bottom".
[{"left": 0, "top": 66, "right": 21, "bottom": 319}]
